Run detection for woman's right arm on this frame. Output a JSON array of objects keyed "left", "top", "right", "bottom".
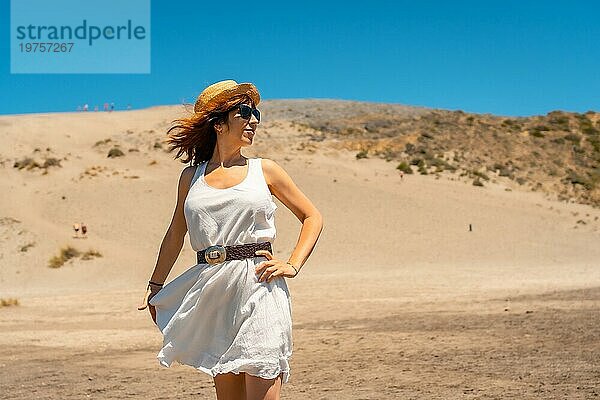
[{"left": 138, "top": 166, "right": 196, "bottom": 312}]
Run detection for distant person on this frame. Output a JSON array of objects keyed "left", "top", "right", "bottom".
[
  {"left": 72, "top": 222, "right": 80, "bottom": 238},
  {"left": 137, "top": 80, "right": 323, "bottom": 399},
  {"left": 77, "top": 105, "right": 82, "bottom": 112},
  {"left": 127, "top": 104, "right": 131, "bottom": 110},
  {"left": 103, "top": 102, "right": 109, "bottom": 112},
  {"left": 83, "top": 104, "right": 88, "bottom": 112},
  {"left": 110, "top": 102, "right": 114, "bottom": 112},
  {"left": 81, "top": 222, "right": 87, "bottom": 238},
  {"left": 94, "top": 105, "right": 99, "bottom": 112},
  {"left": 400, "top": 171, "right": 404, "bottom": 180}
]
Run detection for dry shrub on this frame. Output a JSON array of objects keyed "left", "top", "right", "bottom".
[
  {"left": 0, "top": 298, "right": 19, "bottom": 307},
  {"left": 49, "top": 246, "right": 102, "bottom": 267},
  {"left": 48, "top": 246, "right": 81, "bottom": 268},
  {"left": 81, "top": 249, "right": 102, "bottom": 260}
]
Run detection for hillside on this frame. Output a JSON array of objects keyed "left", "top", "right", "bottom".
[{"left": 261, "top": 100, "right": 600, "bottom": 208}]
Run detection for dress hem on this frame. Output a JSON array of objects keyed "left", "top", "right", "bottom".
[{"left": 157, "top": 356, "right": 291, "bottom": 384}]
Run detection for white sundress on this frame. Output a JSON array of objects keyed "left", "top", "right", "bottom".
[{"left": 148, "top": 157, "right": 293, "bottom": 384}]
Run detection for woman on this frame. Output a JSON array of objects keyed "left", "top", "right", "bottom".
[{"left": 137, "top": 80, "right": 323, "bottom": 400}]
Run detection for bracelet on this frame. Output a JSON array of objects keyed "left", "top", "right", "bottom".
[
  {"left": 148, "top": 280, "right": 164, "bottom": 287},
  {"left": 147, "top": 281, "right": 163, "bottom": 296},
  {"left": 286, "top": 262, "right": 299, "bottom": 277}
]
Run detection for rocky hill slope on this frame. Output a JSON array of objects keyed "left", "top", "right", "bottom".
[{"left": 261, "top": 100, "right": 600, "bottom": 208}]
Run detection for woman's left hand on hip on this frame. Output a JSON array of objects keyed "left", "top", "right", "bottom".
[{"left": 255, "top": 249, "right": 296, "bottom": 282}]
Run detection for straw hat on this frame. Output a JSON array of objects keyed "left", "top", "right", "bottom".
[{"left": 194, "top": 80, "right": 260, "bottom": 113}]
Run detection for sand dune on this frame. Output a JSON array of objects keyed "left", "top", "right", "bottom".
[{"left": 0, "top": 104, "right": 599, "bottom": 399}]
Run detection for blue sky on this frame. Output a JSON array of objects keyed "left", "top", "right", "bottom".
[{"left": 1, "top": 0, "right": 599, "bottom": 116}]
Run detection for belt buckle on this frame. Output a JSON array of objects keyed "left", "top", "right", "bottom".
[{"left": 205, "top": 245, "right": 227, "bottom": 265}]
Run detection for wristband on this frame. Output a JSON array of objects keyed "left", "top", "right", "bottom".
[
  {"left": 286, "top": 262, "right": 299, "bottom": 277},
  {"left": 147, "top": 281, "right": 164, "bottom": 296}
]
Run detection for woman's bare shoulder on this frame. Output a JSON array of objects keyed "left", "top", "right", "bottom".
[
  {"left": 179, "top": 164, "right": 198, "bottom": 189},
  {"left": 259, "top": 158, "right": 291, "bottom": 188},
  {"left": 182, "top": 164, "right": 197, "bottom": 175}
]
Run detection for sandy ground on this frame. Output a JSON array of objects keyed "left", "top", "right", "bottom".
[{"left": 0, "top": 106, "right": 599, "bottom": 399}]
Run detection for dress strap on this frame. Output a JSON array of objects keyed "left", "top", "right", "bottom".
[{"left": 253, "top": 157, "right": 272, "bottom": 196}]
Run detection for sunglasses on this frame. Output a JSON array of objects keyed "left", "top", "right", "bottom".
[{"left": 237, "top": 104, "right": 261, "bottom": 123}]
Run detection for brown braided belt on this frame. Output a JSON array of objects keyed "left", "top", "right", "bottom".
[{"left": 197, "top": 241, "right": 273, "bottom": 265}]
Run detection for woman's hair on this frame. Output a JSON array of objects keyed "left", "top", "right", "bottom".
[{"left": 166, "top": 94, "right": 254, "bottom": 165}]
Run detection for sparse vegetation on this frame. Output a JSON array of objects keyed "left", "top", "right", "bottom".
[
  {"left": 530, "top": 126, "right": 547, "bottom": 138},
  {"left": 42, "top": 157, "right": 61, "bottom": 168},
  {"left": 20, "top": 242, "right": 35, "bottom": 252},
  {"left": 81, "top": 249, "right": 103, "bottom": 260},
  {"left": 13, "top": 157, "right": 39, "bottom": 170},
  {"left": 13, "top": 155, "right": 62, "bottom": 171},
  {"left": 472, "top": 170, "right": 490, "bottom": 181},
  {"left": 49, "top": 246, "right": 81, "bottom": 268},
  {"left": 396, "top": 162, "right": 413, "bottom": 174},
  {"left": 80, "top": 165, "right": 113, "bottom": 179},
  {"left": 429, "top": 157, "right": 457, "bottom": 171},
  {"left": 107, "top": 147, "right": 125, "bottom": 158},
  {"left": 547, "top": 111, "right": 570, "bottom": 127},
  {"left": 0, "top": 298, "right": 19, "bottom": 307},
  {"left": 565, "top": 170, "right": 595, "bottom": 190},
  {"left": 93, "top": 138, "right": 112, "bottom": 147},
  {"left": 355, "top": 149, "right": 368, "bottom": 159},
  {"left": 288, "top": 103, "right": 600, "bottom": 208},
  {"left": 48, "top": 246, "right": 103, "bottom": 268}
]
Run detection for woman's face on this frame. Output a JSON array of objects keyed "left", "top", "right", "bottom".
[{"left": 220, "top": 100, "right": 259, "bottom": 147}]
